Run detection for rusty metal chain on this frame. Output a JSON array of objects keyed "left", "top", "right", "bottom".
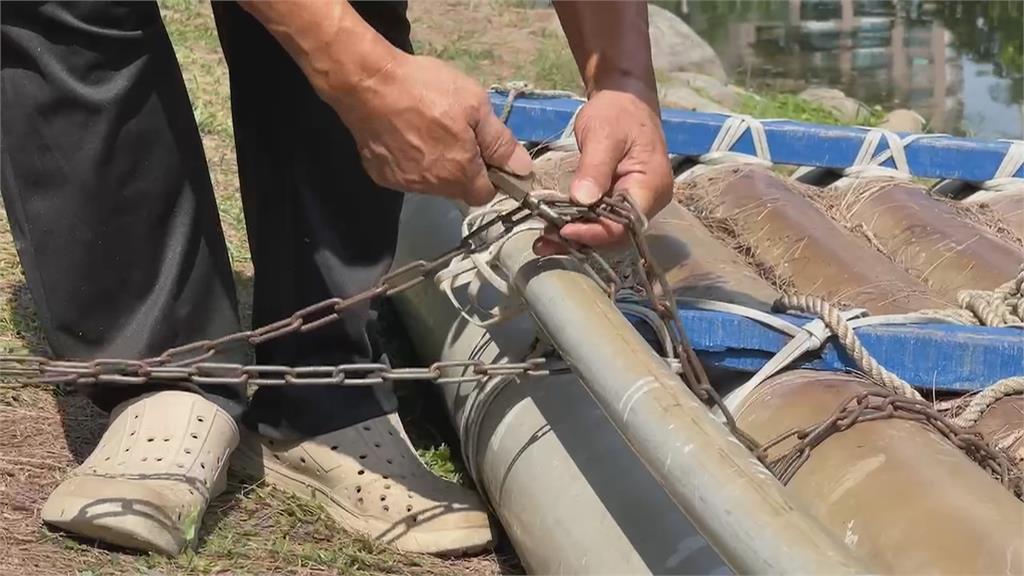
[
  {"left": 0, "top": 200, "right": 537, "bottom": 386},
  {"left": 1, "top": 356, "right": 572, "bottom": 388},
  {"left": 759, "top": 389, "right": 1022, "bottom": 496},
  {"left": 0, "top": 190, "right": 708, "bottom": 396},
  {"left": 597, "top": 195, "right": 764, "bottom": 455},
  {"left": 7, "top": 176, "right": 1011, "bottom": 492}
]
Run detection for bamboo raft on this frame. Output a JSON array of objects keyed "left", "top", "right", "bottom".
[{"left": 390, "top": 93, "right": 1024, "bottom": 575}]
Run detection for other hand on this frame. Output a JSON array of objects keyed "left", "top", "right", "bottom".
[{"left": 534, "top": 90, "right": 672, "bottom": 255}]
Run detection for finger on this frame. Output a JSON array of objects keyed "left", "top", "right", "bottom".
[
  {"left": 561, "top": 165, "right": 668, "bottom": 247},
  {"left": 533, "top": 236, "right": 567, "bottom": 256},
  {"left": 475, "top": 110, "right": 532, "bottom": 176},
  {"left": 571, "top": 127, "right": 626, "bottom": 206},
  {"left": 533, "top": 226, "right": 567, "bottom": 256},
  {"left": 559, "top": 219, "right": 627, "bottom": 248},
  {"left": 465, "top": 156, "right": 498, "bottom": 206},
  {"left": 622, "top": 157, "right": 674, "bottom": 219}
]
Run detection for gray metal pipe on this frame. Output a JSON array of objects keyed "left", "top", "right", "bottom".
[
  {"left": 394, "top": 195, "right": 730, "bottom": 574},
  {"left": 491, "top": 218, "right": 869, "bottom": 574}
]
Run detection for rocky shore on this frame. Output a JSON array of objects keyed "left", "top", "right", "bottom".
[{"left": 648, "top": 4, "right": 926, "bottom": 132}]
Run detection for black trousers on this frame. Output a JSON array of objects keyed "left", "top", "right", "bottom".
[{"left": 1, "top": 1, "right": 410, "bottom": 436}]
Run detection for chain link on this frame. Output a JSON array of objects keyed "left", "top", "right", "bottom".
[{"left": 759, "top": 389, "right": 1021, "bottom": 495}]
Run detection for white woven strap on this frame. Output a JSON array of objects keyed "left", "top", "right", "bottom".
[
  {"left": 671, "top": 298, "right": 871, "bottom": 413},
  {"left": 617, "top": 301, "right": 678, "bottom": 359},
  {"left": 491, "top": 82, "right": 585, "bottom": 152},
  {"left": 704, "top": 114, "right": 774, "bottom": 165},
  {"left": 675, "top": 114, "right": 775, "bottom": 182},
  {"left": 980, "top": 139, "right": 1024, "bottom": 193},
  {"left": 795, "top": 130, "right": 947, "bottom": 185},
  {"left": 840, "top": 130, "right": 946, "bottom": 180}
]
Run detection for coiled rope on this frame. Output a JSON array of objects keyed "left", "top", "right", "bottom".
[
  {"left": 919, "top": 268, "right": 1024, "bottom": 328},
  {"left": 953, "top": 377, "right": 1024, "bottom": 428}
]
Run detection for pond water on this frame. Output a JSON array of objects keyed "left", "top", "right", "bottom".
[{"left": 665, "top": 0, "right": 1023, "bottom": 139}]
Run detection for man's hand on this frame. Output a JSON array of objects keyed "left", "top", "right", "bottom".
[
  {"left": 535, "top": 90, "right": 671, "bottom": 255},
  {"left": 336, "top": 54, "right": 532, "bottom": 206}
]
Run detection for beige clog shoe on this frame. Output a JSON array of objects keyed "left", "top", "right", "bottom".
[
  {"left": 232, "top": 411, "right": 494, "bottom": 556},
  {"left": 41, "top": 390, "right": 239, "bottom": 555}
]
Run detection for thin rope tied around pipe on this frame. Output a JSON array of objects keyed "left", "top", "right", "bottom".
[
  {"left": 953, "top": 376, "right": 1024, "bottom": 428},
  {"left": 701, "top": 114, "right": 774, "bottom": 166},
  {"left": 841, "top": 128, "right": 911, "bottom": 180},
  {"left": 930, "top": 139, "right": 1024, "bottom": 197},
  {"left": 491, "top": 81, "right": 583, "bottom": 123},
  {"left": 491, "top": 83, "right": 585, "bottom": 154},
  {"left": 774, "top": 294, "right": 924, "bottom": 400}
]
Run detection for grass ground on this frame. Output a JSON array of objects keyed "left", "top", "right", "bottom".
[{"left": 0, "top": 1, "right": 559, "bottom": 573}]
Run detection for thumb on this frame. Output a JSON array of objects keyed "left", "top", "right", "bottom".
[
  {"left": 475, "top": 111, "right": 533, "bottom": 176},
  {"left": 572, "top": 131, "right": 624, "bottom": 206}
]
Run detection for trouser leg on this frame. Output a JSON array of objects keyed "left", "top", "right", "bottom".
[
  {"left": 211, "top": 2, "right": 410, "bottom": 436},
  {"left": 0, "top": 1, "right": 245, "bottom": 410}
]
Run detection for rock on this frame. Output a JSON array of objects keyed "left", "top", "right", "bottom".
[
  {"left": 659, "top": 84, "right": 732, "bottom": 114},
  {"left": 878, "top": 109, "right": 926, "bottom": 133},
  {"left": 648, "top": 4, "right": 727, "bottom": 82},
  {"left": 727, "top": 84, "right": 756, "bottom": 102},
  {"left": 798, "top": 87, "right": 872, "bottom": 123},
  {"left": 661, "top": 72, "right": 742, "bottom": 110}
]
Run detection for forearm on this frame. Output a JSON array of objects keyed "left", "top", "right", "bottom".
[
  {"left": 552, "top": 1, "right": 658, "bottom": 107},
  {"left": 237, "top": 0, "right": 401, "bottom": 114}
]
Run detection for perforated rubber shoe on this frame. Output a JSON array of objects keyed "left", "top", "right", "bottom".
[
  {"left": 41, "top": 390, "right": 239, "bottom": 555},
  {"left": 231, "top": 411, "right": 495, "bottom": 556}
]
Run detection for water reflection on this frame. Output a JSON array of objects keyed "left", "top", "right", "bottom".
[{"left": 671, "top": 0, "right": 1022, "bottom": 139}]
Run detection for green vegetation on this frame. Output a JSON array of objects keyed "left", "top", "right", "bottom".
[
  {"left": 414, "top": 35, "right": 501, "bottom": 83},
  {"left": 736, "top": 92, "right": 884, "bottom": 127},
  {"left": 418, "top": 444, "right": 463, "bottom": 483},
  {"left": 526, "top": 29, "right": 582, "bottom": 92}
]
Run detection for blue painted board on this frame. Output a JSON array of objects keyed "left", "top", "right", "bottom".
[
  {"left": 623, "top": 308, "right": 1024, "bottom": 392},
  {"left": 491, "top": 93, "right": 1024, "bottom": 182}
]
